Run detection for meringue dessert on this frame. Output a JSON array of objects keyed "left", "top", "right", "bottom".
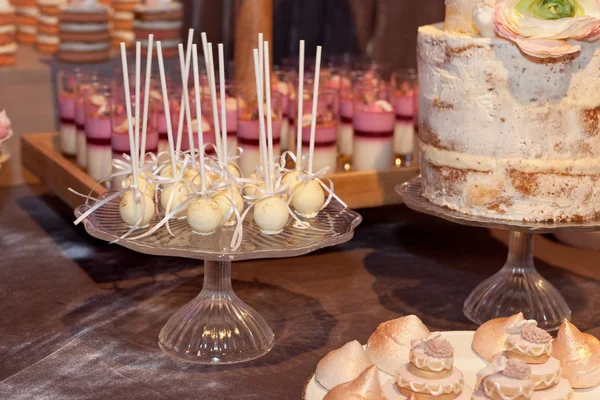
[
  {"left": 323, "top": 365, "right": 383, "bottom": 400},
  {"left": 119, "top": 189, "right": 155, "bottom": 228},
  {"left": 253, "top": 195, "right": 289, "bottom": 234},
  {"left": 473, "top": 355, "right": 534, "bottom": 400},
  {"left": 473, "top": 313, "right": 524, "bottom": 362},
  {"left": 395, "top": 334, "right": 466, "bottom": 399},
  {"left": 315, "top": 340, "right": 374, "bottom": 391},
  {"left": 186, "top": 197, "right": 222, "bottom": 235},
  {"left": 553, "top": 319, "right": 600, "bottom": 389},
  {"left": 366, "top": 314, "right": 430, "bottom": 375}
]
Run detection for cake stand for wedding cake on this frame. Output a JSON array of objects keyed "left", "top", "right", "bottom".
[
  {"left": 398, "top": 176, "right": 600, "bottom": 332},
  {"left": 75, "top": 192, "right": 362, "bottom": 364}
]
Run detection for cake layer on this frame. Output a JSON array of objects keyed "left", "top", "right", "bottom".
[{"left": 418, "top": 24, "right": 600, "bottom": 161}]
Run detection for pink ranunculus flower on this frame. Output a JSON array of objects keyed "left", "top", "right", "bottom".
[{"left": 494, "top": 0, "right": 600, "bottom": 58}]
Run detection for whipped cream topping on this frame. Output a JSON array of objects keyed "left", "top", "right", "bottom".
[
  {"left": 17, "top": 6, "right": 39, "bottom": 17},
  {"left": 37, "top": 34, "right": 59, "bottom": 44},
  {"left": 0, "top": 25, "right": 16, "bottom": 34},
  {"left": 0, "top": 43, "right": 17, "bottom": 54},
  {"left": 409, "top": 333, "right": 454, "bottom": 372},
  {"left": 133, "top": 20, "right": 182, "bottom": 30},
  {"left": 38, "top": 14, "right": 59, "bottom": 24},
  {"left": 59, "top": 42, "right": 109, "bottom": 51},
  {"left": 0, "top": 0, "right": 15, "bottom": 14},
  {"left": 472, "top": 0, "right": 495, "bottom": 38},
  {"left": 521, "top": 324, "right": 552, "bottom": 345},
  {"left": 60, "top": 23, "right": 109, "bottom": 32},
  {"left": 476, "top": 355, "right": 531, "bottom": 390}
]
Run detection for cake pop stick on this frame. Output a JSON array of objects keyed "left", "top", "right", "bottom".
[
  {"left": 295, "top": 40, "right": 305, "bottom": 172},
  {"left": 263, "top": 41, "right": 274, "bottom": 184},
  {"left": 178, "top": 43, "right": 196, "bottom": 168},
  {"left": 206, "top": 43, "right": 222, "bottom": 162},
  {"left": 218, "top": 43, "right": 228, "bottom": 165},
  {"left": 175, "top": 29, "right": 194, "bottom": 156},
  {"left": 139, "top": 34, "right": 153, "bottom": 168},
  {"left": 156, "top": 41, "right": 177, "bottom": 173},
  {"left": 120, "top": 43, "right": 138, "bottom": 189},
  {"left": 192, "top": 45, "right": 207, "bottom": 193},
  {"left": 308, "top": 46, "right": 322, "bottom": 175},
  {"left": 253, "top": 48, "right": 271, "bottom": 193},
  {"left": 258, "top": 33, "right": 264, "bottom": 92},
  {"left": 135, "top": 41, "right": 141, "bottom": 163}
]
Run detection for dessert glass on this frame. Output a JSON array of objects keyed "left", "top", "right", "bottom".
[
  {"left": 391, "top": 69, "right": 418, "bottom": 167},
  {"left": 84, "top": 83, "right": 113, "bottom": 182},
  {"left": 300, "top": 88, "right": 339, "bottom": 173}
]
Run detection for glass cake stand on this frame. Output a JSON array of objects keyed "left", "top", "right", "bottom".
[
  {"left": 75, "top": 193, "right": 362, "bottom": 364},
  {"left": 397, "top": 176, "right": 600, "bottom": 331}
]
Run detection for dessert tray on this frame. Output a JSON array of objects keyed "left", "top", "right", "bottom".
[
  {"left": 303, "top": 331, "right": 600, "bottom": 399},
  {"left": 75, "top": 192, "right": 362, "bottom": 364},
  {"left": 397, "top": 176, "right": 600, "bottom": 331}
]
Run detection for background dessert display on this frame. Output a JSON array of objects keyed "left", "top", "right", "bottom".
[
  {"left": 35, "top": 0, "right": 63, "bottom": 54},
  {"left": 134, "top": 0, "right": 181, "bottom": 58},
  {"left": 109, "top": 0, "right": 138, "bottom": 48},
  {"left": 15, "top": 0, "right": 37, "bottom": 45},
  {"left": 0, "top": 0, "right": 16, "bottom": 65}
]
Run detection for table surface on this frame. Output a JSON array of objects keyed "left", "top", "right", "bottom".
[{"left": 1, "top": 184, "right": 600, "bottom": 400}]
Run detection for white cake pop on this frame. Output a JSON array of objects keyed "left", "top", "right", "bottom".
[
  {"left": 123, "top": 173, "right": 155, "bottom": 196},
  {"left": 282, "top": 170, "right": 302, "bottom": 193},
  {"left": 187, "top": 196, "right": 223, "bottom": 235},
  {"left": 254, "top": 195, "right": 289, "bottom": 234},
  {"left": 160, "top": 181, "right": 191, "bottom": 218},
  {"left": 213, "top": 185, "right": 244, "bottom": 226},
  {"left": 228, "top": 163, "right": 242, "bottom": 178},
  {"left": 119, "top": 189, "right": 155, "bottom": 227},
  {"left": 291, "top": 179, "right": 325, "bottom": 218}
]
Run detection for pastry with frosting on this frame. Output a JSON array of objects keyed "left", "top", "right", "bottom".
[
  {"left": 366, "top": 314, "right": 430, "bottom": 375},
  {"left": 0, "top": 0, "right": 16, "bottom": 65},
  {"left": 395, "top": 333, "right": 467, "bottom": 399},
  {"left": 472, "top": 355, "right": 534, "bottom": 400},
  {"left": 315, "top": 340, "right": 374, "bottom": 390},
  {"left": 553, "top": 319, "right": 600, "bottom": 389},
  {"left": 503, "top": 319, "right": 571, "bottom": 396},
  {"left": 35, "top": 0, "right": 64, "bottom": 54},
  {"left": 419, "top": 1, "right": 600, "bottom": 222},
  {"left": 134, "top": 0, "right": 182, "bottom": 58},
  {"left": 323, "top": 365, "right": 383, "bottom": 400},
  {"left": 57, "top": 0, "right": 110, "bottom": 63},
  {"left": 110, "top": 0, "right": 138, "bottom": 48},
  {"left": 473, "top": 313, "right": 524, "bottom": 362},
  {"left": 16, "top": 0, "right": 37, "bottom": 45}
]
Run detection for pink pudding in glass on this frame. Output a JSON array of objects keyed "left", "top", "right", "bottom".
[
  {"left": 353, "top": 103, "right": 395, "bottom": 171},
  {"left": 59, "top": 93, "right": 76, "bottom": 156},
  {"left": 301, "top": 119, "right": 338, "bottom": 173},
  {"left": 74, "top": 96, "right": 87, "bottom": 168},
  {"left": 85, "top": 98, "right": 113, "bottom": 182},
  {"left": 237, "top": 117, "right": 282, "bottom": 177},
  {"left": 393, "top": 92, "right": 415, "bottom": 163},
  {"left": 338, "top": 95, "right": 354, "bottom": 158}
]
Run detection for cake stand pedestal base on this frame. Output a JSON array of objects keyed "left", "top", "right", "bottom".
[
  {"left": 463, "top": 231, "right": 571, "bottom": 332},
  {"left": 158, "top": 260, "right": 274, "bottom": 364}
]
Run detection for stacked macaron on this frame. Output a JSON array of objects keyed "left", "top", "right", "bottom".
[
  {"left": 134, "top": 0, "right": 181, "bottom": 58},
  {"left": 16, "top": 0, "right": 38, "bottom": 45},
  {"left": 110, "top": 0, "right": 138, "bottom": 48},
  {"left": 35, "top": 0, "right": 64, "bottom": 54},
  {"left": 0, "top": 0, "right": 16, "bottom": 66},
  {"left": 57, "top": 0, "right": 110, "bottom": 63}
]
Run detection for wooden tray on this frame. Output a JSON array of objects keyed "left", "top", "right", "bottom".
[{"left": 21, "top": 132, "right": 419, "bottom": 210}]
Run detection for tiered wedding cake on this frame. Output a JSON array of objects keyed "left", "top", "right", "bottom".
[{"left": 419, "top": 0, "right": 600, "bottom": 221}]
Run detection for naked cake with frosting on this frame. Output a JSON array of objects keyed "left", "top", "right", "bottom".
[{"left": 418, "top": 0, "right": 600, "bottom": 222}]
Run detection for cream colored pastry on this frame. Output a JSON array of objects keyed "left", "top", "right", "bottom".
[
  {"left": 213, "top": 186, "right": 244, "bottom": 226},
  {"left": 396, "top": 334, "right": 464, "bottom": 400},
  {"left": 505, "top": 320, "right": 552, "bottom": 364},
  {"left": 323, "top": 365, "right": 383, "bottom": 400},
  {"left": 473, "top": 313, "right": 524, "bottom": 362},
  {"left": 552, "top": 319, "right": 600, "bottom": 389},
  {"left": 527, "top": 357, "right": 562, "bottom": 391},
  {"left": 282, "top": 169, "right": 303, "bottom": 193},
  {"left": 186, "top": 197, "right": 222, "bottom": 235},
  {"left": 122, "top": 173, "right": 154, "bottom": 196},
  {"left": 418, "top": 23, "right": 600, "bottom": 222},
  {"left": 531, "top": 378, "right": 573, "bottom": 400},
  {"left": 475, "top": 355, "right": 534, "bottom": 400},
  {"left": 315, "top": 340, "right": 373, "bottom": 391},
  {"left": 119, "top": 189, "right": 155, "bottom": 228},
  {"left": 253, "top": 195, "right": 289, "bottom": 234},
  {"left": 291, "top": 179, "right": 325, "bottom": 218},
  {"left": 366, "top": 315, "right": 430, "bottom": 375}
]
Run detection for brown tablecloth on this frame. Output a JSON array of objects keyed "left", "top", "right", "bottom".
[{"left": 1, "top": 185, "right": 599, "bottom": 399}]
